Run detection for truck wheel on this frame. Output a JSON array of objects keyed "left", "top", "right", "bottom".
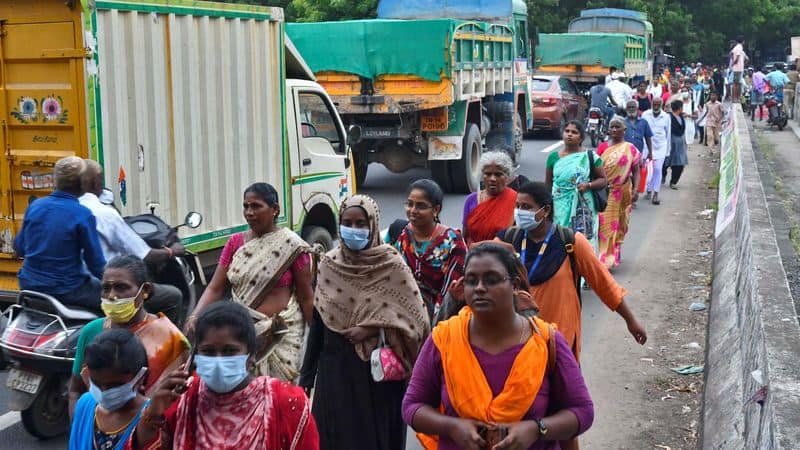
[
  {"left": 513, "top": 112, "right": 524, "bottom": 164},
  {"left": 449, "top": 123, "right": 482, "bottom": 193},
  {"left": 430, "top": 160, "right": 453, "bottom": 193},
  {"left": 21, "top": 377, "right": 68, "bottom": 439},
  {"left": 552, "top": 116, "right": 566, "bottom": 140},
  {"left": 302, "top": 226, "right": 334, "bottom": 252},
  {"left": 354, "top": 154, "right": 369, "bottom": 187}
]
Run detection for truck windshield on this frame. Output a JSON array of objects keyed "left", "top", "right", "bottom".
[{"left": 298, "top": 92, "right": 342, "bottom": 151}]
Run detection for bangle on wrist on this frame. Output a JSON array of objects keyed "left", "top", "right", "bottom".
[{"left": 165, "top": 246, "right": 174, "bottom": 258}]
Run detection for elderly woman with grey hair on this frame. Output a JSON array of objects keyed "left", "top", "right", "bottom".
[{"left": 461, "top": 151, "right": 517, "bottom": 244}]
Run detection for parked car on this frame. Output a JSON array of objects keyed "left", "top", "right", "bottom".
[{"left": 530, "top": 75, "right": 588, "bottom": 138}]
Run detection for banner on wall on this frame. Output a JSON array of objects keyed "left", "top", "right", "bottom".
[{"left": 715, "top": 108, "right": 742, "bottom": 237}]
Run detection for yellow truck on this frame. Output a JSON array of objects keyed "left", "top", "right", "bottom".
[{"left": 0, "top": 0, "right": 354, "bottom": 300}]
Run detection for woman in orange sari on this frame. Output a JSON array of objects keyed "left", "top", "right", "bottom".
[
  {"left": 462, "top": 152, "right": 517, "bottom": 245},
  {"left": 403, "top": 243, "right": 594, "bottom": 450},
  {"left": 597, "top": 117, "right": 642, "bottom": 269}
]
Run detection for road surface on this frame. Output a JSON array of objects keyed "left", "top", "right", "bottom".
[{"left": 0, "top": 135, "right": 562, "bottom": 448}]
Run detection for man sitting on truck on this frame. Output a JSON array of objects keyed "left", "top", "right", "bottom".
[
  {"left": 590, "top": 76, "right": 618, "bottom": 127},
  {"left": 78, "top": 160, "right": 185, "bottom": 324},
  {"left": 14, "top": 156, "right": 106, "bottom": 310}
]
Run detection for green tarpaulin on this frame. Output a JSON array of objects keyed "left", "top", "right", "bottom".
[
  {"left": 536, "top": 33, "right": 644, "bottom": 68},
  {"left": 287, "top": 19, "right": 464, "bottom": 81}
]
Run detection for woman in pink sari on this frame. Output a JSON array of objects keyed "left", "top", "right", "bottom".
[{"left": 597, "top": 117, "right": 641, "bottom": 269}]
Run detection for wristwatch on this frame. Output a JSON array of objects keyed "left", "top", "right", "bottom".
[{"left": 537, "top": 418, "right": 549, "bottom": 437}]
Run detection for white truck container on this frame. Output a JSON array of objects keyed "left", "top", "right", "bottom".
[{"left": 0, "top": 0, "right": 353, "bottom": 290}]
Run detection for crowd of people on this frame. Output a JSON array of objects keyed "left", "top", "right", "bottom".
[
  {"left": 23, "top": 41, "right": 787, "bottom": 450},
  {"left": 13, "top": 143, "right": 655, "bottom": 450}
]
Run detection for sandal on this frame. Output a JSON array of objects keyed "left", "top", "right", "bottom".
[{"left": 652, "top": 193, "right": 661, "bottom": 205}]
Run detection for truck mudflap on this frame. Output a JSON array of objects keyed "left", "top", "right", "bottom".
[{"left": 428, "top": 136, "right": 463, "bottom": 160}]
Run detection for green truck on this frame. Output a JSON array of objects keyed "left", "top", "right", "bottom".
[
  {"left": 287, "top": 0, "right": 534, "bottom": 193},
  {"left": 536, "top": 8, "right": 654, "bottom": 88}
]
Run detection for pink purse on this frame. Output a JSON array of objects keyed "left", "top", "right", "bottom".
[{"left": 370, "top": 329, "right": 405, "bottom": 382}]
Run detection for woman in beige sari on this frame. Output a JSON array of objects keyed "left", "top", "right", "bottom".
[
  {"left": 187, "top": 183, "right": 314, "bottom": 381},
  {"left": 597, "top": 118, "right": 642, "bottom": 270}
]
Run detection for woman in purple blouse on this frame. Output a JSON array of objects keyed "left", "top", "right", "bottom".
[{"left": 402, "top": 243, "right": 594, "bottom": 450}]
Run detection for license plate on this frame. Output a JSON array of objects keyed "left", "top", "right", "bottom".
[
  {"left": 589, "top": 118, "right": 599, "bottom": 124},
  {"left": 6, "top": 368, "right": 42, "bottom": 394},
  {"left": 421, "top": 107, "right": 449, "bottom": 132}
]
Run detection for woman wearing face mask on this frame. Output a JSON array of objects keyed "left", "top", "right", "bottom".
[
  {"left": 388, "top": 179, "right": 467, "bottom": 323},
  {"left": 300, "top": 195, "right": 430, "bottom": 450},
  {"left": 494, "top": 182, "right": 647, "bottom": 361},
  {"left": 187, "top": 182, "right": 314, "bottom": 381},
  {"left": 69, "top": 329, "right": 150, "bottom": 450},
  {"left": 544, "top": 120, "right": 607, "bottom": 251},
  {"left": 129, "top": 301, "right": 319, "bottom": 449},
  {"left": 68, "top": 256, "right": 190, "bottom": 418},
  {"left": 596, "top": 118, "right": 641, "bottom": 270}
]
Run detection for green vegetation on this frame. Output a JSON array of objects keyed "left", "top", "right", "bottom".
[{"left": 224, "top": 0, "right": 800, "bottom": 65}]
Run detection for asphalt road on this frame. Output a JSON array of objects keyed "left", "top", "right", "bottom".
[{"left": 0, "top": 135, "right": 561, "bottom": 448}]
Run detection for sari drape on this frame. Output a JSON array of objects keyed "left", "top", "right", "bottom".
[
  {"left": 552, "top": 152, "right": 598, "bottom": 249},
  {"left": 465, "top": 188, "right": 517, "bottom": 243},
  {"left": 597, "top": 142, "right": 641, "bottom": 269},
  {"left": 227, "top": 227, "right": 310, "bottom": 380}
]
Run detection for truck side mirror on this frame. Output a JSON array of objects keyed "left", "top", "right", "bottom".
[
  {"left": 347, "top": 125, "right": 362, "bottom": 146},
  {"left": 184, "top": 212, "right": 203, "bottom": 229}
]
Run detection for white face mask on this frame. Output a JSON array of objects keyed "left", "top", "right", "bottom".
[{"left": 514, "top": 207, "right": 545, "bottom": 231}]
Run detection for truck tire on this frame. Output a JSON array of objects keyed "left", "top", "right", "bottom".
[
  {"left": 354, "top": 152, "right": 369, "bottom": 187},
  {"left": 513, "top": 111, "right": 524, "bottom": 164},
  {"left": 449, "top": 123, "right": 482, "bottom": 193},
  {"left": 430, "top": 160, "right": 453, "bottom": 193},
  {"left": 21, "top": 377, "right": 68, "bottom": 439},
  {"left": 302, "top": 226, "right": 334, "bottom": 252}
]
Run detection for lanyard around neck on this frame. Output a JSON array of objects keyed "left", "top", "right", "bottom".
[{"left": 521, "top": 224, "right": 556, "bottom": 280}]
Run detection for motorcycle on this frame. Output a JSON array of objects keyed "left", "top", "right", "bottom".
[
  {"left": 0, "top": 202, "right": 203, "bottom": 438},
  {"left": 763, "top": 92, "right": 788, "bottom": 130},
  {"left": 586, "top": 107, "right": 607, "bottom": 147}
]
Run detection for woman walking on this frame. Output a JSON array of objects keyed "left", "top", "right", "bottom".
[
  {"left": 130, "top": 302, "right": 320, "bottom": 449},
  {"left": 664, "top": 101, "right": 688, "bottom": 189},
  {"left": 494, "top": 182, "right": 647, "bottom": 360},
  {"left": 545, "top": 120, "right": 607, "bottom": 250},
  {"left": 596, "top": 118, "right": 641, "bottom": 270},
  {"left": 403, "top": 243, "right": 595, "bottom": 450},
  {"left": 187, "top": 182, "right": 314, "bottom": 381},
  {"left": 301, "top": 195, "right": 430, "bottom": 450},
  {"left": 390, "top": 179, "right": 467, "bottom": 322},
  {"left": 462, "top": 151, "right": 517, "bottom": 245}
]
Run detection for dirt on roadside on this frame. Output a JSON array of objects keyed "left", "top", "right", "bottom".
[{"left": 580, "top": 142, "right": 717, "bottom": 450}]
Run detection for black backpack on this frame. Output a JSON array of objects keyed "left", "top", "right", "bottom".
[{"left": 502, "top": 225, "right": 582, "bottom": 304}]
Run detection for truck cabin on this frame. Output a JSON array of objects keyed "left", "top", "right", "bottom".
[{"left": 569, "top": 9, "right": 654, "bottom": 60}]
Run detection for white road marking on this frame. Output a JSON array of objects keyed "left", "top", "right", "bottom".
[
  {"left": 540, "top": 141, "right": 564, "bottom": 153},
  {"left": 0, "top": 411, "right": 20, "bottom": 432}
]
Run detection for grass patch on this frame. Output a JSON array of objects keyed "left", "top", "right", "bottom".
[
  {"left": 708, "top": 172, "right": 721, "bottom": 190},
  {"left": 790, "top": 226, "right": 800, "bottom": 256}
]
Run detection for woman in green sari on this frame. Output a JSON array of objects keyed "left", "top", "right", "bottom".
[{"left": 545, "top": 120, "right": 608, "bottom": 250}]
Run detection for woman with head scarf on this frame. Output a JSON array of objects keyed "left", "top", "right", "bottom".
[{"left": 300, "top": 195, "right": 430, "bottom": 450}]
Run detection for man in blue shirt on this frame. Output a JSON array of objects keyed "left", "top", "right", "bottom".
[
  {"left": 14, "top": 156, "right": 106, "bottom": 309},
  {"left": 624, "top": 101, "right": 654, "bottom": 159},
  {"left": 589, "top": 76, "right": 618, "bottom": 127},
  {"left": 765, "top": 63, "right": 790, "bottom": 102}
]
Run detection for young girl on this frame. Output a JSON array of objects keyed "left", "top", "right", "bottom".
[{"left": 69, "top": 329, "right": 150, "bottom": 450}]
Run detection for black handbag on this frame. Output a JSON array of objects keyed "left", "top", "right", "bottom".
[{"left": 586, "top": 150, "right": 608, "bottom": 212}]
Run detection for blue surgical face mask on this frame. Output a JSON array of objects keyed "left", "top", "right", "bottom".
[
  {"left": 195, "top": 354, "right": 249, "bottom": 393},
  {"left": 89, "top": 367, "right": 147, "bottom": 411},
  {"left": 514, "top": 207, "right": 544, "bottom": 231},
  {"left": 339, "top": 225, "right": 370, "bottom": 251}
]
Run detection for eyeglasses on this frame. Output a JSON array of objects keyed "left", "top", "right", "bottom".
[
  {"left": 403, "top": 201, "right": 433, "bottom": 211},
  {"left": 463, "top": 275, "right": 511, "bottom": 287}
]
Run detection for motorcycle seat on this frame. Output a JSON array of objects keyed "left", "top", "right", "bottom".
[{"left": 18, "top": 290, "right": 100, "bottom": 321}]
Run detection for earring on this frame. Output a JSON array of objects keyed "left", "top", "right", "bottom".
[{"left": 143, "top": 293, "right": 149, "bottom": 299}]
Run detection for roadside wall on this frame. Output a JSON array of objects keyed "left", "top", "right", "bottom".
[{"left": 702, "top": 104, "right": 800, "bottom": 449}]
